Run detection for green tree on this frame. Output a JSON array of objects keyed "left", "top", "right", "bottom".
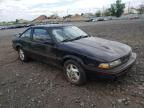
[
  {"left": 137, "top": 5, "right": 144, "bottom": 14},
  {"left": 95, "top": 11, "right": 101, "bottom": 17},
  {"left": 109, "top": 0, "right": 125, "bottom": 17},
  {"left": 63, "top": 14, "right": 72, "bottom": 19},
  {"left": 81, "top": 13, "right": 84, "bottom": 16},
  {"left": 104, "top": 9, "right": 111, "bottom": 16},
  {"left": 15, "top": 19, "right": 19, "bottom": 24}
]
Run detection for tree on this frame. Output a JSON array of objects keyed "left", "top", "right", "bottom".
[
  {"left": 81, "top": 13, "right": 84, "bottom": 16},
  {"left": 109, "top": 0, "right": 125, "bottom": 17},
  {"left": 15, "top": 19, "right": 19, "bottom": 24},
  {"left": 95, "top": 11, "right": 101, "bottom": 17},
  {"left": 104, "top": 9, "right": 111, "bottom": 16},
  {"left": 137, "top": 5, "right": 144, "bottom": 14},
  {"left": 63, "top": 14, "right": 72, "bottom": 19}
]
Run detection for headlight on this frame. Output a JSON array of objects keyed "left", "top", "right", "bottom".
[
  {"left": 98, "top": 59, "right": 121, "bottom": 69},
  {"left": 109, "top": 59, "right": 121, "bottom": 67}
]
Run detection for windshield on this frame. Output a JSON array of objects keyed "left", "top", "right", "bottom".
[{"left": 52, "top": 26, "right": 88, "bottom": 42}]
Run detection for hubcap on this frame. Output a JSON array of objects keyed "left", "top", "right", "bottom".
[
  {"left": 66, "top": 64, "right": 80, "bottom": 82},
  {"left": 19, "top": 49, "right": 24, "bottom": 60}
]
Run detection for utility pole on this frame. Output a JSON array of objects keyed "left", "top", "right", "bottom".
[
  {"left": 128, "top": 1, "right": 131, "bottom": 14},
  {"left": 67, "top": 9, "right": 69, "bottom": 16},
  {"left": 102, "top": 6, "right": 105, "bottom": 17}
]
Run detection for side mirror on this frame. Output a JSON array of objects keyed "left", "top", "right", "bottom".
[
  {"left": 15, "top": 33, "right": 22, "bottom": 37},
  {"left": 19, "top": 33, "right": 22, "bottom": 36}
]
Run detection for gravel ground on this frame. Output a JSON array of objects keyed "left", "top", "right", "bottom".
[{"left": 0, "top": 20, "right": 144, "bottom": 108}]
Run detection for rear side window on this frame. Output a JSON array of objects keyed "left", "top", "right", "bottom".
[
  {"left": 33, "top": 28, "right": 51, "bottom": 41},
  {"left": 21, "top": 29, "right": 31, "bottom": 39}
]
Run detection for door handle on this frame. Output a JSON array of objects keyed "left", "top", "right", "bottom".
[{"left": 31, "top": 43, "right": 42, "bottom": 47}]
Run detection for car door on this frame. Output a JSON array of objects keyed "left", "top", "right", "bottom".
[
  {"left": 19, "top": 28, "right": 32, "bottom": 55},
  {"left": 30, "top": 27, "right": 57, "bottom": 63}
]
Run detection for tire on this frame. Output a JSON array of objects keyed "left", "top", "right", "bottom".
[
  {"left": 64, "top": 59, "right": 87, "bottom": 85},
  {"left": 18, "top": 48, "right": 28, "bottom": 62}
]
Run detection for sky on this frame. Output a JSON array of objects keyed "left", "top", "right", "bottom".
[{"left": 0, "top": 0, "right": 143, "bottom": 21}]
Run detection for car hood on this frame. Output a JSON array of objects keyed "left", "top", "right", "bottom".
[{"left": 62, "top": 37, "right": 131, "bottom": 62}]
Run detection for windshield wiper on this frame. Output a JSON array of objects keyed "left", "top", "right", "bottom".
[
  {"left": 62, "top": 35, "right": 89, "bottom": 42},
  {"left": 72, "top": 35, "right": 89, "bottom": 41},
  {"left": 62, "top": 38, "right": 72, "bottom": 42}
]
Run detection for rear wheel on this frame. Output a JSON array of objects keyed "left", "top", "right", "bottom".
[
  {"left": 18, "top": 48, "right": 28, "bottom": 62},
  {"left": 64, "top": 60, "right": 86, "bottom": 85}
]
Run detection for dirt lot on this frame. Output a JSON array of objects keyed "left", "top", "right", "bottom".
[{"left": 0, "top": 20, "right": 144, "bottom": 108}]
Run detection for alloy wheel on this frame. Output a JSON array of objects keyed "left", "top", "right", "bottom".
[
  {"left": 19, "top": 49, "right": 25, "bottom": 61},
  {"left": 66, "top": 64, "right": 80, "bottom": 83}
]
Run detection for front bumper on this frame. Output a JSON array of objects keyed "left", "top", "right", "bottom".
[{"left": 84, "top": 52, "right": 136, "bottom": 77}]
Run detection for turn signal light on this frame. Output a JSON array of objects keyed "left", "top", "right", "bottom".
[{"left": 98, "top": 63, "right": 110, "bottom": 69}]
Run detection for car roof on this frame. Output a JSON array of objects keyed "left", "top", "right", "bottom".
[{"left": 32, "top": 24, "right": 72, "bottom": 28}]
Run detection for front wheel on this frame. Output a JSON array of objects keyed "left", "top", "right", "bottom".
[
  {"left": 18, "top": 48, "right": 28, "bottom": 62},
  {"left": 64, "top": 60, "right": 87, "bottom": 85}
]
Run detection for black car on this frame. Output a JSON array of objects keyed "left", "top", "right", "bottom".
[{"left": 12, "top": 24, "right": 136, "bottom": 85}]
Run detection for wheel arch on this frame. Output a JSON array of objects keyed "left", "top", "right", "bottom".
[
  {"left": 15, "top": 44, "right": 22, "bottom": 51},
  {"left": 62, "top": 55, "right": 84, "bottom": 66}
]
